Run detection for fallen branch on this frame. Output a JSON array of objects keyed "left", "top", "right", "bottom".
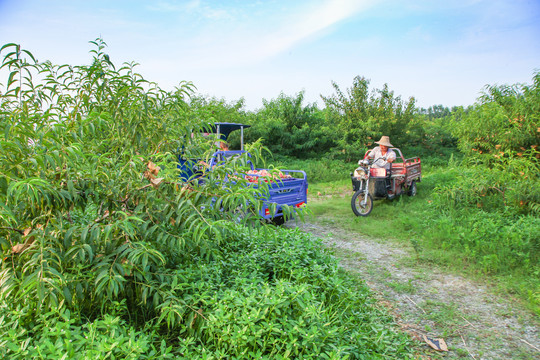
[
  {"left": 460, "top": 333, "right": 477, "bottom": 359},
  {"left": 405, "top": 295, "right": 426, "bottom": 314},
  {"left": 460, "top": 315, "right": 477, "bottom": 329},
  {"left": 520, "top": 338, "right": 540, "bottom": 352}
]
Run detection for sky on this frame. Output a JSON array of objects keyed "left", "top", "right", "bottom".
[{"left": 0, "top": 0, "right": 539, "bottom": 111}]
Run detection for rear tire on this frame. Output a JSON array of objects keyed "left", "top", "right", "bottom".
[
  {"left": 351, "top": 191, "right": 373, "bottom": 217},
  {"left": 407, "top": 181, "right": 417, "bottom": 197},
  {"left": 270, "top": 216, "right": 285, "bottom": 226}
]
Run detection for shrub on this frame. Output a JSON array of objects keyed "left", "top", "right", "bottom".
[{"left": 0, "top": 40, "right": 414, "bottom": 359}]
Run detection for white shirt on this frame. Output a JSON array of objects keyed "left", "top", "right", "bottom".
[{"left": 368, "top": 147, "right": 396, "bottom": 170}]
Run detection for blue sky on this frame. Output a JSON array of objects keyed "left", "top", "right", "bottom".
[{"left": 1, "top": 0, "right": 539, "bottom": 110}]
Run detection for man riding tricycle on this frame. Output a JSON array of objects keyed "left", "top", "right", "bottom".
[{"left": 350, "top": 136, "right": 421, "bottom": 216}]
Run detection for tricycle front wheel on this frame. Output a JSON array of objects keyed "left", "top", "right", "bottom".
[{"left": 351, "top": 191, "right": 373, "bottom": 217}]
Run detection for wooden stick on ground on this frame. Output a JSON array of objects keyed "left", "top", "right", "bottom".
[
  {"left": 405, "top": 295, "right": 426, "bottom": 314},
  {"left": 460, "top": 315, "right": 477, "bottom": 329},
  {"left": 460, "top": 333, "right": 477, "bottom": 360},
  {"left": 520, "top": 339, "right": 540, "bottom": 352}
]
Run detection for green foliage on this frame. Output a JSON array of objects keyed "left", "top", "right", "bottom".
[
  {"left": 0, "top": 306, "right": 172, "bottom": 359},
  {"left": 422, "top": 154, "right": 539, "bottom": 281},
  {"left": 243, "top": 91, "right": 334, "bottom": 158},
  {"left": 171, "top": 227, "right": 413, "bottom": 359},
  {"left": 0, "top": 39, "right": 263, "bottom": 321},
  {"left": 321, "top": 76, "right": 417, "bottom": 161},
  {"left": 188, "top": 77, "right": 459, "bottom": 164},
  {"left": 417, "top": 105, "right": 452, "bottom": 120},
  {"left": 439, "top": 72, "right": 540, "bottom": 216},
  {"left": 188, "top": 95, "right": 248, "bottom": 127},
  {"left": 451, "top": 71, "right": 539, "bottom": 157},
  {"left": 406, "top": 73, "right": 540, "bottom": 307},
  {"left": 0, "top": 40, "right": 414, "bottom": 359},
  {"left": 432, "top": 156, "right": 539, "bottom": 215},
  {"left": 0, "top": 225, "right": 414, "bottom": 359},
  {"left": 411, "top": 112, "right": 458, "bottom": 151},
  {"left": 402, "top": 165, "right": 539, "bottom": 312}
]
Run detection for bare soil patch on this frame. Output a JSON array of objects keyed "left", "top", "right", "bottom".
[{"left": 285, "top": 219, "right": 540, "bottom": 359}]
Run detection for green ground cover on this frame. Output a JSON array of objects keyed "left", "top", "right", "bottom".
[{"left": 0, "top": 225, "right": 416, "bottom": 359}]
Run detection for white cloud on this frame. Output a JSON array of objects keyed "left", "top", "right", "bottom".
[
  {"left": 181, "top": 0, "right": 376, "bottom": 68},
  {"left": 1, "top": 0, "right": 537, "bottom": 111}
]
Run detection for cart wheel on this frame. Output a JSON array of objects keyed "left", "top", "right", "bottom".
[
  {"left": 351, "top": 191, "right": 373, "bottom": 216},
  {"left": 407, "top": 181, "right": 417, "bottom": 197},
  {"left": 270, "top": 216, "right": 285, "bottom": 226}
]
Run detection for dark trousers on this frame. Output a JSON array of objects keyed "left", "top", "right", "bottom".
[{"left": 386, "top": 168, "right": 392, "bottom": 191}]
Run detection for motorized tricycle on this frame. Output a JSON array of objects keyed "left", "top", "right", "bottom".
[{"left": 350, "top": 148, "right": 421, "bottom": 216}]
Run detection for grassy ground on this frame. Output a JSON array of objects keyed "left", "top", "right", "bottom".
[
  {"left": 306, "top": 179, "right": 430, "bottom": 250},
  {"left": 278, "top": 157, "right": 539, "bottom": 315},
  {"left": 286, "top": 218, "right": 539, "bottom": 359}
]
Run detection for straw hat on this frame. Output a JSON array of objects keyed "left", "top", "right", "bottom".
[{"left": 374, "top": 136, "right": 393, "bottom": 147}]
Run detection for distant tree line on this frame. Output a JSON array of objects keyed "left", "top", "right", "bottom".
[
  {"left": 193, "top": 72, "right": 538, "bottom": 165},
  {"left": 192, "top": 76, "right": 460, "bottom": 161}
]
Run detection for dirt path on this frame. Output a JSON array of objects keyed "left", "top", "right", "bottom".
[{"left": 285, "top": 219, "right": 539, "bottom": 359}]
